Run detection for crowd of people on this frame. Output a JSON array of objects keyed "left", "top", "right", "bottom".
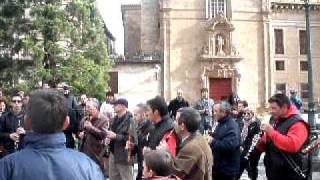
[{"left": 0, "top": 86, "right": 311, "bottom": 180}]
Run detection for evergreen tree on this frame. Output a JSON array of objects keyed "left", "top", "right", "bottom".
[{"left": 0, "top": 0, "right": 112, "bottom": 99}]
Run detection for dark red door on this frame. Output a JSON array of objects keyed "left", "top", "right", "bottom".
[{"left": 209, "top": 78, "right": 232, "bottom": 102}]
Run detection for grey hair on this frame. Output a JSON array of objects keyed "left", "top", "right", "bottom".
[
  {"left": 220, "top": 101, "right": 231, "bottom": 114},
  {"left": 87, "top": 98, "right": 100, "bottom": 110},
  {"left": 136, "top": 103, "right": 148, "bottom": 113}
]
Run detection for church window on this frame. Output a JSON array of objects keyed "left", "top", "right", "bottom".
[
  {"left": 274, "top": 29, "right": 284, "bottom": 54},
  {"left": 207, "top": 0, "right": 226, "bottom": 18}
]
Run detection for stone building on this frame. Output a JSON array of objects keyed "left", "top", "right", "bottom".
[{"left": 119, "top": 0, "right": 320, "bottom": 109}]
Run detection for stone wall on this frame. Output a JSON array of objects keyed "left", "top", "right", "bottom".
[
  {"left": 122, "top": 5, "right": 141, "bottom": 58},
  {"left": 112, "top": 61, "right": 161, "bottom": 110}
]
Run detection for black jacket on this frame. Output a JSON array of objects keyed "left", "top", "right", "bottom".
[
  {"left": 109, "top": 111, "right": 137, "bottom": 165},
  {"left": 211, "top": 115, "right": 241, "bottom": 175},
  {"left": 168, "top": 98, "right": 189, "bottom": 119},
  {"left": 0, "top": 111, "right": 25, "bottom": 154},
  {"left": 147, "top": 115, "right": 174, "bottom": 150},
  {"left": 241, "top": 119, "right": 261, "bottom": 157},
  {"left": 264, "top": 115, "right": 309, "bottom": 180}
]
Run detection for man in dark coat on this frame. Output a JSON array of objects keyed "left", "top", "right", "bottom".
[
  {"left": 0, "top": 94, "right": 25, "bottom": 156},
  {"left": 106, "top": 98, "right": 137, "bottom": 180},
  {"left": 207, "top": 101, "right": 240, "bottom": 180},
  {"left": 63, "top": 85, "right": 78, "bottom": 149},
  {"left": 146, "top": 96, "right": 177, "bottom": 156},
  {"left": 132, "top": 103, "right": 153, "bottom": 180},
  {"left": 168, "top": 89, "right": 189, "bottom": 119}
]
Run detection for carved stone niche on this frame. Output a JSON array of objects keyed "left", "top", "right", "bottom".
[{"left": 201, "top": 12, "right": 242, "bottom": 63}]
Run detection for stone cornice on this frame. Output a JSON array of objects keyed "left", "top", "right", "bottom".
[
  {"left": 113, "top": 59, "right": 161, "bottom": 65},
  {"left": 271, "top": 2, "right": 320, "bottom": 12},
  {"left": 121, "top": 4, "right": 141, "bottom": 11}
]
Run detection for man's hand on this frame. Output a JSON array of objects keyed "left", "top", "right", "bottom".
[
  {"left": 78, "top": 131, "right": 85, "bottom": 139},
  {"left": 205, "top": 135, "right": 214, "bottom": 144},
  {"left": 261, "top": 123, "right": 274, "bottom": 135},
  {"left": 106, "top": 130, "right": 116, "bottom": 140},
  {"left": 9, "top": 133, "right": 19, "bottom": 142},
  {"left": 16, "top": 127, "right": 26, "bottom": 135},
  {"left": 84, "top": 121, "right": 92, "bottom": 129},
  {"left": 126, "top": 140, "right": 134, "bottom": 150},
  {"left": 143, "top": 147, "right": 151, "bottom": 155},
  {"left": 156, "top": 140, "right": 169, "bottom": 152}
]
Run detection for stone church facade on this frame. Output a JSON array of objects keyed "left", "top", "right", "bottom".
[{"left": 120, "top": 0, "right": 320, "bottom": 109}]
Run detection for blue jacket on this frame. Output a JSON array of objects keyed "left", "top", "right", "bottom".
[
  {"left": 0, "top": 133, "right": 104, "bottom": 180},
  {"left": 211, "top": 115, "right": 241, "bottom": 175}
]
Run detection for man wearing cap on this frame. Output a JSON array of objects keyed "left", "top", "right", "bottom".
[{"left": 106, "top": 98, "right": 137, "bottom": 180}]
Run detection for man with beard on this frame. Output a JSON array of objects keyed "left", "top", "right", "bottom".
[
  {"left": 168, "top": 89, "right": 189, "bottom": 119},
  {"left": 235, "top": 100, "right": 248, "bottom": 132},
  {"left": 62, "top": 85, "right": 78, "bottom": 149},
  {"left": 77, "top": 94, "right": 88, "bottom": 121},
  {"left": 79, "top": 99, "right": 109, "bottom": 176},
  {"left": 100, "top": 91, "right": 115, "bottom": 120},
  {"left": 0, "top": 94, "right": 26, "bottom": 155}
]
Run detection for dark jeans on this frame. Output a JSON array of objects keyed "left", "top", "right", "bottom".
[
  {"left": 237, "top": 150, "right": 261, "bottom": 180},
  {"left": 136, "top": 148, "right": 143, "bottom": 180},
  {"left": 199, "top": 120, "right": 211, "bottom": 134},
  {"left": 213, "top": 172, "right": 237, "bottom": 180}
]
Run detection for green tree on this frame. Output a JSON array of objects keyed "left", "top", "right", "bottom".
[
  {"left": 0, "top": 0, "right": 33, "bottom": 95},
  {"left": 0, "top": 0, "right": 112, "bottom": 99}
]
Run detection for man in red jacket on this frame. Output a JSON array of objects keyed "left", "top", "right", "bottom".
[{"left": 257, "top": 93, "right": 309, "bottom": 180}]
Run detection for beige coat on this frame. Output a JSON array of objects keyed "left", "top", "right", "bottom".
[{"left": 172, "top": 134, "right": 213, "bottom": 180}]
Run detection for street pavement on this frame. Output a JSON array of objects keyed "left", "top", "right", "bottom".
[{"left": 129, "top": 155, "right": 320, "bottom": 180}]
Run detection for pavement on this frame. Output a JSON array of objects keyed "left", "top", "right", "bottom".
[{"left": 129, "top": 155, "right": 320, "bottom": 180}]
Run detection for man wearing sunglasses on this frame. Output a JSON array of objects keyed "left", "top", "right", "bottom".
[{"left": 0, "top": 94, "right": 25, "bottom": 157}]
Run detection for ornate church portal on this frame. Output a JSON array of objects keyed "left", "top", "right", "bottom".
[{"left": 200, "top": 13, "right": 243, "bottom": 102}]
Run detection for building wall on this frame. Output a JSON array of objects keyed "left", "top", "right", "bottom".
[
  {"left": 270, "top": 9, "right": 320, "bottom": 104},
  {"left": 112, "top": 62, "right": 161, "bottom": 110},
  {"left": 162, "top": 0, "right": 264, "bottom": 107},
  {"left": 122, "top": 5, "right": 141, "bottom": 58},
  {"left": 122, "top": 0, "right": 320, "bottom": 109}
]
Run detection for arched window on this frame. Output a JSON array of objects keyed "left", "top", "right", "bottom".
[{"left": 207, "top": 0, "right": 226, "bottom": 19}]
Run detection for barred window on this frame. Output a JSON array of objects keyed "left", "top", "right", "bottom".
[
  {"left": 299, "top": 30, "right": 307, "bottom": 55},
  {"left": 300, "top": 83, "right": 308, "bottom": 99},
  {"left": 274, "top": 29, "right": 284, "bottom": 54},
  {"left": 208, "top": 0, "right": 226, "bottom": 18},
  {"left": 275, "top": 83, "right": 286, "bottom": 94}
]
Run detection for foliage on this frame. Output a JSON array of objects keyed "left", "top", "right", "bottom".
[{"left": 0, "top": 0, "right": 112, "bottom": 100}]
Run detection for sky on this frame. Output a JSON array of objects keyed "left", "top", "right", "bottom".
[{"left": 96, "top": 0, "right": 141, "bottom": 55}]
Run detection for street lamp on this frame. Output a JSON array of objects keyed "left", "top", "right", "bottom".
[{"left": 302, "top": 0, "right": 317, "bottom": 179}]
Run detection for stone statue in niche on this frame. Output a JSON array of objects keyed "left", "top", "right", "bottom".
[{"left": 216, "top": 35, "right": 225, "bottom": 56}]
